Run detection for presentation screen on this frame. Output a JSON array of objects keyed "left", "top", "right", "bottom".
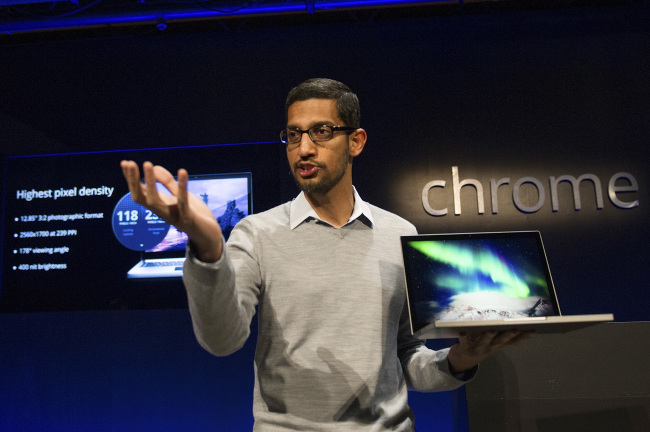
[{"left": 1, "top": 142, "right": 280, "bottom": 312}]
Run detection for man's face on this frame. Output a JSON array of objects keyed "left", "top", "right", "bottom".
[{"left": 286, "top": 98, "right": 351, "bottom": 195}]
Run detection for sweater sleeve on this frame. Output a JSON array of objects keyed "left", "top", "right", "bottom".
[
  {"left": 397, "top": 299, "right": 475, "bottom": 392},
  {"left": 182, "top": 219, "right": 261, "bottom": 356},
  {"left": 388, "top": 213, "right": 476, "bottom": 391}
]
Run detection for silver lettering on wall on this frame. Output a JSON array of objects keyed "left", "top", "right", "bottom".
[
  {"left": 453, "top": 166, "right": 485, "bottom": 215},
  {"left": 550, "top": 174, "right": 603, "bottom": 211},
  {"left": 422, "top": 166, "right": 639, "bottom": 216},
  {"left": 513, "top": 177, "right": 545, "bottom": 213},
  {"left": 422, "top": 180, "right": 447, "bottom": 216},
  {"left": 609, "top": 172, "right": 639, "bottom": 209}
]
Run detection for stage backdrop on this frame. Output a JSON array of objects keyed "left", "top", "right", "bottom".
[{"left": 1, "top": 3, "right": 648, "bottom": 432}]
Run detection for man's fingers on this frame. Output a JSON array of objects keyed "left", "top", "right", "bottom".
[
  {"left": 153, "top": 164, "right": 179, "bottom": 195},
  {"left": 142, "top": 161, "right": 160, "bottom": 205},
  {"left": 120, "top": 160, "right": 139, "bottom": 186},
  {"left": 452, "top": 329, "right": 534, "bottom": 372},
  {"left": 505, "top": 330, "right": 535, "bottom": 345},
  {"left": 122, "top": 161, "right": 175, "bottom": 211},
  {"left": 176, "top": 168, "right": 189, "bottom": 215},
  {"left": 468, "top": 330, "right": 498, "bottom": 347},
  {"left": 488, "top": 329, "right": 534, "bottom": 348},
  {"left": 121, "top": 160, "right": 145, "bottom": 201},
  {"left": 462, "top": 329, "right": 531, "bottom": 351},
  {"left": 490, "top": 329, "right": 518, "bottom": 345}
]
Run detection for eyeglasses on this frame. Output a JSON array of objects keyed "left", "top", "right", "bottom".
[{"left": 280, "top": 124, "right": 357, "bottom": 146}]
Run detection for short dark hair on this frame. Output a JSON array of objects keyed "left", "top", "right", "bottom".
[{"left": 285, "top": 78, "right": 361, "bottom": 128}]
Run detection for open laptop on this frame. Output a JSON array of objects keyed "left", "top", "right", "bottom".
[
  {"left": 400, "top": 231, "right": 613, "bottom": 339},
  {"left": 126, "top": 172, "right": 252, "bottom": 278}
]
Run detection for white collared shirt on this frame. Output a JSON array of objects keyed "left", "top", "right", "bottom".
[{"left": 289, "top": 187, "right": 375, "bottom": 230}]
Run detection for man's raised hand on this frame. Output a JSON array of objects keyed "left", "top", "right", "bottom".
[{"left": 120, "top": 160, "right": 223, "bottom": 262}]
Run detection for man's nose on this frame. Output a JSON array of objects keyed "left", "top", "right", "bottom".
[{"left": 297, "top": 132, "right": 318, "bottom": 155}]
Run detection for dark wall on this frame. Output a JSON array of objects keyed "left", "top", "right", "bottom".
[
  {"left": 1, "top": 3, "right": 649, "bottom": 431},
  {"left": 466, "top": 322, "right": 650, "bottom": 431}
]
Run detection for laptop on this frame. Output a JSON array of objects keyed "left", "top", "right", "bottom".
[
  {"left": 400, "top": 231, "right": 613, "bottom": 339},
  {"left": 125, "top": 172, "right": 252, "bottom": 278}
]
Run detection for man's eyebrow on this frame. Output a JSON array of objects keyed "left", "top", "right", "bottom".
[{"left": 286, "top": 121, "right": 334, "bottom": 129}]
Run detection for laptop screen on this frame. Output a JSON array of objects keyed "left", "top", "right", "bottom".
[
  {"left": 401, "top": 231, "right": 561, "bottom": 334},
  {"left": 147, "top": 173, "right": 252, "bottom": 253},
  {"left": 112, "top": 172, "right": 252, "bottom": 260}
]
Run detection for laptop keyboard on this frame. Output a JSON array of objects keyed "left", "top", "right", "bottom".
[{"left": 142, "top": 260, "right": 184, "bottom": 268}]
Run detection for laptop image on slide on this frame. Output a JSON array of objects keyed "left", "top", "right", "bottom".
[
  {"left": 400, "top": 231, "right": 614, "bottom": 339},
  {"left": 126, "top": 172, "right": 252, "bottom": 279}
]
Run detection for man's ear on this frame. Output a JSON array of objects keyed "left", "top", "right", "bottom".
[{"left": 349, "top": 128, "right": 367, "bottom": 157}]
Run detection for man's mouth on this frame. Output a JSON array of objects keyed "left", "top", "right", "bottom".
[{"left": 296, "top": 162, "right": 320, "bottom": 178}]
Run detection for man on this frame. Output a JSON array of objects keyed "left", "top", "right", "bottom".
[{"left": 121, "top": 78, "right": 530, "bottom": 431}]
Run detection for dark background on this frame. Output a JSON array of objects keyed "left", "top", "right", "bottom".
[
  {"left": 1, "top": 143, "right": 282, "bottom": 312},
  {"left": 1, "top": 1, "right": 648, "bottom": 430}
]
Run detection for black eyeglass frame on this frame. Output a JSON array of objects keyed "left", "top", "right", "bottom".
[{"left": 280, "top": 125, "right": 358, "bottom": 145}]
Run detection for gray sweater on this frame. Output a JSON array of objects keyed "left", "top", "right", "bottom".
[{"left": 182, "top": 192, "right": 468, "bottom": 431}]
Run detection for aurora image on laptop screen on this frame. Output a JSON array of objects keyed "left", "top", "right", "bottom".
[{"left": 402, "top": 232, "right": 560, "bottom": 333}]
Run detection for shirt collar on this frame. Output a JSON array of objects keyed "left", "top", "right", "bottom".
[{"left": 289, "top": 187, "right": 375, "bottom": 230}]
